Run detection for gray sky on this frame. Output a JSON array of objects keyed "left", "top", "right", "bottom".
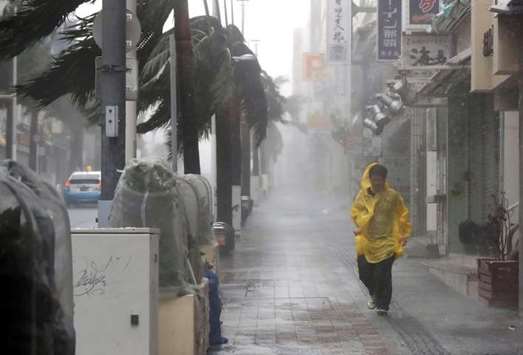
[{"left": 76, "top": 0, "right": 309, "bottom": 95}]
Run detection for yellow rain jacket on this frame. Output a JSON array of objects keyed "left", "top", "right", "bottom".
[{"left": 351, "top": 163, "right": 411, "bottom": 263}]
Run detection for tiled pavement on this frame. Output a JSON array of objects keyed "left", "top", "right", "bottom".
[
  {"left": 210, "top": 187, "right": 523, "bottom": 355},
  {"left": 210, "top": 189, "right": 410, "bottom": 355}
]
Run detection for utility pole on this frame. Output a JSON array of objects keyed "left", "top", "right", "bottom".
[
  {"left": 98, "top": 0, "right": 127, "bottom": 227},
  {"left": 250, "top": 40, "right": 261, "bottom": 202},
  {"left": 169, "top": 29, "right": 178, "bottom": 174},
  {"left": 126, "top": 0, "right": 139, "bottom": 163}
]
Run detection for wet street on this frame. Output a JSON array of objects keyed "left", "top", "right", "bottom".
[
  {"left": 68, "top": 205, "right": 97, "bottom": 228},
  {"left": 212, "top": 187, "right": 523, "bottom": 355}
]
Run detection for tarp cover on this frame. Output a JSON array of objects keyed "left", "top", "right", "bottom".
[
  {"left": 110, "top": 161, "right": 195, "bottom": 295},
  {"left": 184, "top": 174, "right": 215, "bottom": 246},
  {"left": 0, "top": 160, "right": 75, "bottom": 355}
]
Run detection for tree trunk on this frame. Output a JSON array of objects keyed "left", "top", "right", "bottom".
[
  {"left": 518, "top": 20, "right": 523, "bottom": 317},
  {"left": 216, "top": 108, "right": 232, "bottom": 225},
  {"left": 241, "top": 119, "right": 251, "bottom": 221},
  {"left": 5, "top": 98, "right": 15, "bottom": 160},
  {"left": 231, "top": 100, "right": 242, "bottom": 187},
  {"left": 230, "top": 97, "right": 242, "bottom": 231},
  {"left": 252, "top": 133, "right": 260, "bottom": 196},
  {"left": 174, "top": 0, "right": 200, "bottom": 174},
  {"left": 29, "top": 110, "right": 38, "bottom": 171},
  {"left": 69, "top": 123, "right": 84, "bottom": 173}
]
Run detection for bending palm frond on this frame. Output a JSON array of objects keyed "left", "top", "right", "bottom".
[
  {"left": 0, "top": 0, "right": 91, "bottom": 59},
  {"left": 17, "top": 36, "right": 99, "bottom": 107}
]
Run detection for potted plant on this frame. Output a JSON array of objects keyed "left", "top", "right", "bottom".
[{"left": 477, "top": 193, "right": 519, "bottom": 309}]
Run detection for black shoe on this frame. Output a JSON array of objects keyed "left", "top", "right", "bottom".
[{"left": 210, "top": 336, "right": 229, "bottom": 346}]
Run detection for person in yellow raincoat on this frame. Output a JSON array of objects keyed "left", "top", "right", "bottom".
[{"left": 351, "top": 162, "right": 411, "bottom": 315}]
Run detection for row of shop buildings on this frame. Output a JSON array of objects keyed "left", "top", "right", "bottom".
[{"left": 293, "top": 0, "right": 523, "bottom": 311}]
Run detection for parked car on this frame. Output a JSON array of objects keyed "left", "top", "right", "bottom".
[{"left": 63, "top": 171, "right": 101, "bottom": 205}]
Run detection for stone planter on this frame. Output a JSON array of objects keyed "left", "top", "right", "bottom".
[{"left": 477, "top": 258, "right": 518, "bottom": 309}]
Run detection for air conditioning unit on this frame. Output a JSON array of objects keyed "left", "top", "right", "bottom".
[{"left": 72, "top": 228, "right": 160, "bottom": 355}]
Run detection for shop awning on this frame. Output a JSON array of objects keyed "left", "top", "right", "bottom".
[{"left": 416, "top": 49, "right": 471, "bottom": 99}]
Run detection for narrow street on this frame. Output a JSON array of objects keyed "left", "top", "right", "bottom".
[{"left": 213, "top": 187, "right": 523, "bottom": 355}]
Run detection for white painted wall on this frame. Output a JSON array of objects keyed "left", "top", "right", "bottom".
[
  {"left": 502, "top": 112, "right": 519, "bottom": 224},
  {"left": 427, "top": 151, "right": 438, "bottom": 232}
]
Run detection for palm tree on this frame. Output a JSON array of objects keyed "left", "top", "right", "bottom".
[
  {"left": 174, "top": 0, "right": 199, "bottom": 173},
  {"left": 1, "top": 3, "right": 277, "bottom": 228}
]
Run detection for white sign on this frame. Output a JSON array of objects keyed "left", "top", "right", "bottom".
[
  {"left": 400, "top": 34, "right": 450, "bottom": 70},
  {"left": 327, "top": 0, "right": 351, "bottom": 63}
]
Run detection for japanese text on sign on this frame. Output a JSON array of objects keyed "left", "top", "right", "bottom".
[
  {"left": 377, "top": 0, "right": 402, "bottom": 61},
  {"left": 401, "top": 34, "right": 449, "bottom": 69},
  {"left": 327, "top": 0, "right": 351, "bottom": 63}
]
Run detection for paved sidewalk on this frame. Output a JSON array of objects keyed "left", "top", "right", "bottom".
[{"left": 211, "top": 187, "right": 523, "bottom": 355}]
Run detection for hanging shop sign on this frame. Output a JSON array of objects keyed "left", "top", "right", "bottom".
[
  {"left": 303, "top": 53, "right": 326, "bottom": 81},
  {"left": 400, "top": 33, "right": 450, "bottom": 70},
  {"left": 327, "top": 0, "right": 351, "bottom": 63},
  {"left": 377, "top": 0, "right": 402, "bottom": 62},
  {"left": 400, "top": 34, "right": 450, "bottom": 97},
  {"left": 404, "top": 0, "right": 440, "bottom": 31}
]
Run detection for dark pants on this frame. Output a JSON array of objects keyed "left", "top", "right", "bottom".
[{"left": 357, "top": 255, "right": 395, "bottom": 310}]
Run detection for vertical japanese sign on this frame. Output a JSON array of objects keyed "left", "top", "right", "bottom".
[
  {"left": 377, "top": 0, "right": 402, "bottom": 62},
  {"left": 327, "top": 0, "right": 351, "bottom": 64}
]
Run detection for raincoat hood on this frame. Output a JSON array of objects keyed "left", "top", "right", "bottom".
[
  {"left": 351, "top": 162, "right": 411, "bottom": 262},
  {"left": 360, "top": 162, "right": 391, "bottom": 193}
]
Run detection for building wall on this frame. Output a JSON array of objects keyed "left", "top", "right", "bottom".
[
  {"left": 501, "top": 111, "right": 519, "bottom": 223},
  {"left": 468, "top": 94, "right": 500, "bottom": 223},
  {"left": 436, "top": 106, "right": 449, "bottom": 254},
  {"left": 446, "top": 91, "right": 500, "bottom": 254},
  {"left": 410, "top": 107, "right": 427, "bottom": 237},
  {"left": 447, "top": 91, "right": 470, "bottom": 254}
]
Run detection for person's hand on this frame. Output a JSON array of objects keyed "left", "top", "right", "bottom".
[
  {"left": 398, "top": 236, "right": 408, "bottom": 246},
  {"left": 353, "top": 228, "right": 362, "bottom": 236}
]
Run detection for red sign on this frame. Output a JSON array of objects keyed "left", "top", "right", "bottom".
[
  {"left": 303, "top": 53, "right": 325, "bottom": 81},
  {"left": 409, "top": 0, "right": 440, "bottom": 25}
]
